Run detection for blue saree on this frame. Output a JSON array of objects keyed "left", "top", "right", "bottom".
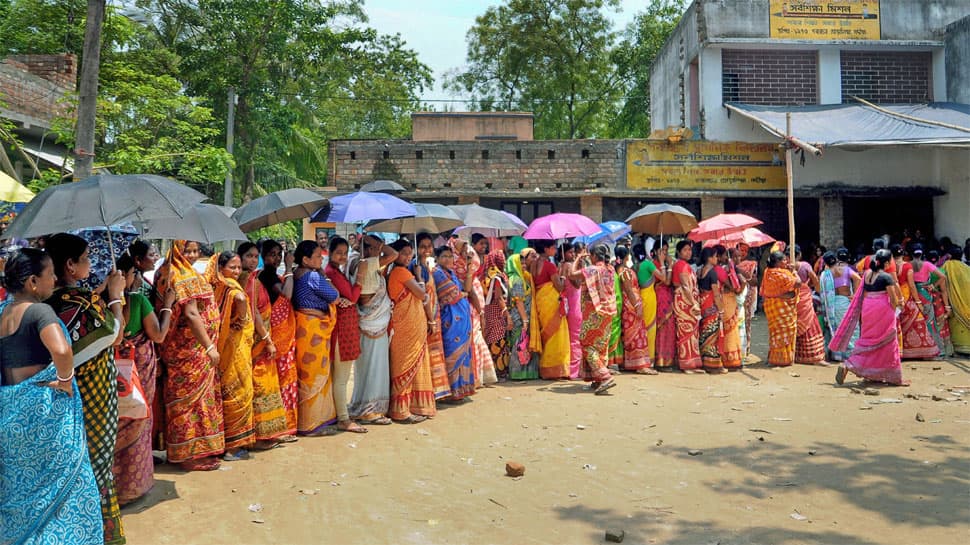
[{"left": 433, "top": 266, "right": 476, "bottom": 400}]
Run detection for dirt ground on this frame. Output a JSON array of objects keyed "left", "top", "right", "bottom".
[{"left": 122, "top": 319, "right": 970, "bottom": 545}]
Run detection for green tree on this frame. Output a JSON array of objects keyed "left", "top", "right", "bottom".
[{"left": 445, "top": 0, "right": 623, "bottom": 139}]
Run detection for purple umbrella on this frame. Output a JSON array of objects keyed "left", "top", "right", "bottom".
[
  {"left": 523, "top": 213, "right": 601, "bottom": 240},
  {"left": 309, "top": 191, "right": 416, "bottom": 224}
]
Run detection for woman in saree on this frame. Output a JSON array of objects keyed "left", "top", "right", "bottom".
[
  {"left": 529, "top": 239, "right": 570, "bottom": 379},
  {"left": 911, "top": 245, "right": 952, "bottom": 357},
  {"left": 483, "top": 249, "right": 512, "bottom": 376},
  {"left": 696, "top": 247, "right": 726, "bottom": 373},
  {"left": 895, "top": 245, "right": 940, "bottom": 360},
  {"left": 350, "top": 235, "right": 397, "bottom": 424},
  {"left": 433, "top": 245, "right": 477, "bottom": 399},
  {"left": 762, "top": 251, "right": 799, "bottom": 367},
  {"left": 942, "top": 248, "right": 970, "bottom": 355},
  {"left": 735, "top": 243, "right": 760, "bottom": 357},
  {"left": 638, "top": 244, "right": 666, "bottom": 363},
  {"left": 819, "top": 251, "right": 862, "bottom": 362},
  {"left": 112, "top": 254, "right": 174, "bottom": 505},
  {"left": 386, "top": 239, "right": 436, "bottom": 423},
  {"left": 205, "top": 251, "right": 256, "bottom": 459},
  {"left": 412, "top": 233, "right": 454, "bottom": 400},
  {"left": 258, "top": 240, "right": 299, "bottom": 437},
  {"left": 672, "top": 240, "right": 702, "bottom": 372},
  {"left": 154, "top": 240, "right": 224, "bottom": 473},
  {"left": 450, "top": 236, "right": 496, "bottom": 386},
  {"left": 238, "top": 242, "right": 289, "bottom": 448},
  {"left": 568, "top": 243, "right": 618, "bottom": 394},
  {"left": 717, "top": 246, "right": 743, "bottom": 369},
  {"left": 793, "top": 247, "right": 826, "bottom": 364},
  {"left": 833, "top": 249, "right": 908, "bottom": 386},
  {"left": 614, "top": 246, "right": 656, "bottom": 374},
  {"left": 559, "top": 243, "right": 583, "bottom": 379},
  {"left": 652, "top": 243, "right": 676, "bottom": 370},
  {"left": 607, "top": 262, "right": 625, "bottom": 371},
  {"left": 324, "top": 237, "right": 369, "bottom": 433},
  {"left": 291, "top": 240, "right": 340, "bottom": 436},
  {"left": 506, "top": 248, "right": 540, "bottom": 380},
  {"left": 128, "top": 240, "right": 160, "bottom": 297},
  {"left": 1, "top": 249, "right": 103, "bottom": 545},
  {"left": 45, "top": 233, "right": 127, "bottom": 544}
]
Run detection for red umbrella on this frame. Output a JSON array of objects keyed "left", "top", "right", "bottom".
[
  {"left": 702, "top": 227, "right": 775, "bottom": 248},
  {"left": 688, "top": 213, "right": 763, "bottom": 242}
]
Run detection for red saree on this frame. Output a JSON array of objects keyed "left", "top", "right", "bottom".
[{"left": 618, "top": 267, "right": 652, "bottom": 371}]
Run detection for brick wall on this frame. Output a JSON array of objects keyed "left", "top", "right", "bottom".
[
  {"left": 840, "top": 51, "right": 932, "bottom": 103},
  {"left": 6, "top": 54, "right": 77, "bottom": 90},
  {"left": 329, "top": 140, "right": 625, "bottom": 193},
  {"left": 721, "top": 49, "right": 818, "bottom": 105},
  {"left": 0, "top": 53, "right": 76, "bottom": 125}
]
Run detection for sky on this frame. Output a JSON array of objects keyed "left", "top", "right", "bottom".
[{"left": 362, "top": 0, "right": 643, "bottom": 103}]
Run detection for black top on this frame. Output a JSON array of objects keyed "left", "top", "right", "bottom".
[
  {"left": 0, "top": 303, "right": 61, "bottom": 369},
  {"left": 863, "top": 271, "right": 895, "bottom": 292},
  {"left": 697, "top": 266, "right": 719, "bottom": 291}
]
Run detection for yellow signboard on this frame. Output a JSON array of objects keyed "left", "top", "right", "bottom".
[
  {"left": 626, "top": 141, "right": 787, "bottom": 191},
  {"left": 770, "top": 0, "right": 880, "bottom": 40}
]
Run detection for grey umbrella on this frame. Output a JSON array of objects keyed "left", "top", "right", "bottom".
[
  {"left": 366, "top": 203, "right": 463, "bottom": 234},
  {"left": 449, "top": 204, "right": 526, "bottom": 238},
  {"left": 231, "top": 188, "right": 329, "bottom": 232},
  {"left": 360, "top": 179, "right": 407, "bottom": 194},
  {"left": 3, "top": 174, "right": 208, "bottom": 239},
  {"left": 133, "top": 203, "right": 248, "bottom": 243}
]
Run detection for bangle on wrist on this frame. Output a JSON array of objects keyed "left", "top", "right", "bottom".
[
  {"left": 205, "top": 343, "right": 216, "bottom": 354},
  {"left": 107, "top": 299, "right": 123, "bottom": 309},
  {"left": 261, "top": 332, "right": 271, "bottom": 341},
  {"left": 159, "top": 308, "right": 172, "bottom": 315},
  {"left": 56, "top": 370, "right": 74, "bottom": 382}
]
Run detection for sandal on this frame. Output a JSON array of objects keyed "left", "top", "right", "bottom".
[
  {"left": 395, "top": 415, "right": 427, "bottom": 424},
  {"left": 835, "top": 366, "right": 848, "bottom": 385},
  {"left": 360, "top": 416, "right": 393, "bottom": 425},
  {"left": 636, "top": 368, "right": 659, "bottom": 375},
  {"left": 180, "top": 457, "right": 220, "bottom": 471},
  {"left": 277, "top": 435, "right": 299, "bottom": 443},
  {"left": 222, "top": 449, "right": 250, "bottom": 462},
  {"left": 338, "top": 420, "right": 369, "bottom": 433},
  {"left": 301, "top": 426, "right": 338, "bottom": 437},
  {"left": 594, "top": 378, "right": 617, "bottom": 395}
]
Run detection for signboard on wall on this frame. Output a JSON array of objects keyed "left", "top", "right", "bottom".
[
  {"left": 769, "top": 0, "right": 881, "bottom": 40},
  {"left": 626, "top": 141, "right": 787, "bottom": 191}
]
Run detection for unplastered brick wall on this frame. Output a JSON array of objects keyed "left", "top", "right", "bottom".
[
  {"left": 721, "top": 49, "right": 818, "bottom": 105},
  {"left": 329, "top": 140, "right": 625, "bottom": 192},
  {"left": 0, "top": 54, "right": 75, "bottom": 123},
  {"left": 840, "top": 51, "right": 931, "bottom": 103}
]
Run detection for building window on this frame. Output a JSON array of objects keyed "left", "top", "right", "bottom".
[
  {"left": 382, "top": 150, "right": 389, "bottom": 159},
  {"left": 581, "top": 149, "right": 590, "bottom": 159},
  {"left": 350, "top": 151, "right": 356, "bottom": 160},
  {"left": 482, "top": 150, "right": 489, "bottom": 160},
  {"left": 548, "top": 150, "right": 556, "bottom": 160},
  {"left": 515, "top": 150, "right": 522, "bottom": 160},
  {"left": 416, "top": 150, "right": 423, "bottom": 160},
  {"left": 449, "top": 150, "right": 455, "bottom": 160},
  {"left": 840, "top": 51, "right": 931, "bottom": 103},
  {"left": 721, "top": 49, "right": 818, "bottom": 105}
]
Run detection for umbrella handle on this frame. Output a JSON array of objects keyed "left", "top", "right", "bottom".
[{"left": 105, "top": 226, "right": 116, "bottom": 271}]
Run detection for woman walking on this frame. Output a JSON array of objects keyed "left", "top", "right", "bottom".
[
  {"left": 794, "top": 247, "right": 826, "bottom": 364},
  {"left": 568, "top": 244, "right": 618, "bottom": 394},
  {"left": 292, "top": 240, "right": 340, "bottom": 436},
  {"left": 412, "top": 233, "right": 453, "bottom": 400},
  {"left": 350, "top": 235, "right": 397, "bottom": 425},
  {"left": 387, "top": 240, "right": 437, "bottom": 423},
  {"left": 697, "top": 247, "right": 726, "bottom": 373},
  {"left": 506, "top": 249, "right": 540, "bottom": 380},
  {"left": 324, "top": 237, "right": 368, "bottom": 433},
  {"left": 530, "top": 240, "right": 570, "bottom": 379},
  {"left": 672, "top": 241, "right": 702, "bottom": 372},
  {"left": 762, "top": 251, "right": 799, "bottom": 367},
  {"left": 819, "top": 251, "right": 862, "bottom": 362},
  {"left": 833, "top": 249, "right": 908, "bottom": 386},
  {"left": 614, "top": 246, "right": 656, "bottom": 374},
  {"left": 912, "top": 245, "right": 952, "bottom": 357},
  {"left": 433, "top": 245, "right": 477, "bottom": 399},
  {"left": 258, "top": 241, "right": 299, "bottom": 437},
  {"left": 45, "top": 233, "right": 128, "bottom": 544},
  {"left": 206, "top": 251, "right": 256, "bottom": 459},
  {"left": 896, "top": 246, "right": 940, "bottom": 360}
]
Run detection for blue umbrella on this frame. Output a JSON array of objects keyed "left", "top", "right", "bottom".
[
  {"left": 575, "top": 221, "right": 631, "bottom": 245},
  {"left": 309, "top": 191, "right": 416, "bottom": 224}
]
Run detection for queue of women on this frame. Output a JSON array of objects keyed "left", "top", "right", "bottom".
[{"left": 2, "top": 222, "right": 969, "bottom": 545}]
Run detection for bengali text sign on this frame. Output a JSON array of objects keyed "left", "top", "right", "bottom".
[
  {"left": 626, "top": 141, "right": 788, "bottom": 191},
  {"left": 770, "top": 0, "right": 880, "bottom": 40}
]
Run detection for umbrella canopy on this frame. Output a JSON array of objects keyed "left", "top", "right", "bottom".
[
  {"left": 626, "top": 203, "right": 698, "bottom": 235},
  {"left": 575, "top": 220, "right": 631, "bottom": 245},
  {"left": 702, "top": 227, "right": 775, "bottom": 249},
  {"left": 232, "top": 188, "right": 329, "bottom": 232},
  {"left": 310, "top": 191, "right": 416, "bottom": 224},
  {"left": 366, "top": 203, "right": 463, "bottom": 234},
  {"left": 3, "top": 174, "right": 207, "bottom": 239},
  {"left": 135, "top": 203, "right": 248, "bottom": 243},
  {"left": 688, "top": 213, "right": 763, "bottom": 242},
  {"left": 450, "top": 204, "right": 527, "bottom": 238},
  {"left": 70, "top": 224, "right": 140, "bottom": 290},
  {"left": 360, "top": 179, "right": 407, "bottom": 194},
  {"left": 1, "top": 171, "right": 35, "bottom": 203},
  {"left": 523, "top": 213, "right": 601, "bottom": 240}
]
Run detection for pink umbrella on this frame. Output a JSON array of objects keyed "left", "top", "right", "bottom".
[
  {"left": 523, "top": 213, "right": 601, "bottom": 240},
  {"left": 702, "top": 227, "right": 775, "bottom": 248},
  {"left": 688, "top": 213, "right": 763, "bottom": 242}
]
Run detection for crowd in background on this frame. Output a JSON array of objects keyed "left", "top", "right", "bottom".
[{"left": 0, "top": 227, "right": 967, "bottom": 545}]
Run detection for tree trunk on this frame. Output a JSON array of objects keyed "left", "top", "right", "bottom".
[{"left": 73, "top": 0, "right": 106, "bottom": 180}]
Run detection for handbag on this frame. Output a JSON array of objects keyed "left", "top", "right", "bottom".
[{"left": 116, "top": 343, "right": 149, "bottom": 420}]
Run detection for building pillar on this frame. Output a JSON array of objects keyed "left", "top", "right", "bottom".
[
  {"left": 819, "top": 196, "right": 844, "bottom": 249},
  {"left": 581, "top": 195, "right": 603, "bottom": 222},
  {"left": 700, "top": 196, "right": 724, "bottom": 220},
  {"left": 818, "top": 49, "right": 842, "bottom": 105}
]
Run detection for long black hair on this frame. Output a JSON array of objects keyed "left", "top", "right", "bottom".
[{"left": 258, "top": 240, "right": 284, "bottom": 303}]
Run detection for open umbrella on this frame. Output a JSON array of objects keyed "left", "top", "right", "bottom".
[
  {"left": 523, "top": 213, "right": 601, "bottom": 240},
  {"left": 231, "top": 188, "right": 329, "bottom": 232},
  {"left": 3, "top": 174, "right": 207, "bottom": 239},
  {"left": 1, "top": 171, "right": 35, "bottom": 203},
  {"left": 688, "top": 213, "right": 763, "bottom": 242},
  {"left": 575, "top": 221, "right": 631, "bottom": 245},
  {"left": 626, "top": 203, "right": 697, "bottom": 235},
  {"left": 366, "top": 202, "right": 463, "bottom": 234},
  {"left": 450, "top": 204, "right": 527, "bottom": 238},
  {"left": 309, "top": 191, "right": 415, "bottom": 224},
  {"left": 135, "top": 203, "right": 248, "bottom": 243},
  {"left": 702, "top": 227, "right": 775, "bottom": 249},
  {"left": 360, "top": 179, "right": 407, "bottom": 194}
]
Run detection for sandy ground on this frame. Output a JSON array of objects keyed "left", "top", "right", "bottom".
[{"left": 123, "top": 319, "right": 970, "bottom": 545}]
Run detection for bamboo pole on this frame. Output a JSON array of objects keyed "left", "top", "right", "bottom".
[{"left": 786, "top": 112, "right": 795, "bottom": 264}]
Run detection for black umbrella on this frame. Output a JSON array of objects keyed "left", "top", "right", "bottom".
[
  {"left": 360, "top": 179, "right": 406, "bottom": 194},
  {"left": 134, "top": 204, "right": 248, "bottom": 243},
  {"left": 231, "top": 188, "right": 330, "bottom": 232}
]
